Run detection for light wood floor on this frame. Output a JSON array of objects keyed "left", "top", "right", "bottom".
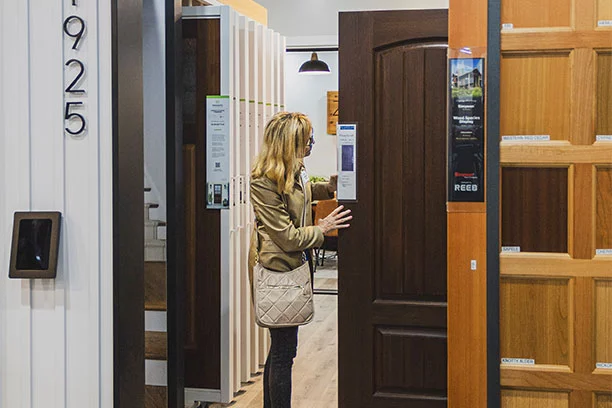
[{"left": 209, "top": 275, "right": 338, "bottom": 408}]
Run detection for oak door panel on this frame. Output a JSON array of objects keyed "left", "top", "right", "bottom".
[
  {"left": 501, "top": 0, "right": 571, "bottom": 28},
  {"left": 596, "top": 168, "right": 612, "bottom": 250},
  {"left": 596, "top": 52, "right": 612, "bottom": 137},
  {"left": 500, "top": 277, "right": 571, "bottom": 367},
  {"left": 501, "top": 390, "right": 570, "bottom": 408},
  {"left": 500, "top": 53, "right": 571, "bottom": 141}
]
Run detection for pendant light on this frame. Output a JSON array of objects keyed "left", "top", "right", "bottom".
[{"left": 298, "top": 52, "right": 331, "bottom": 75}]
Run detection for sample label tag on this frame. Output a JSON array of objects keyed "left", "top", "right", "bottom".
[
  {"left": 502, "top": 246, "right": 521, "bottom": 253},
  {"left": 502, "top": 23, "right": 514, "bottom": 30},
  {"left": 337, "top": 124, "right": 357, "bottom": 201},
  {"left": 598, "top": 20, "right": 612, "bottom": 27},
  {"left": 596, "top": 249, "right": 612, "bottom": 255},
  {"left": 502, "top": 135, "right": 550, "bottom": 142},
  {"left": 597, "top": 363, "right": 612, "bottom": 369},
  {"left": 206, "top": 96, "right": 231, "bottom": 209},
  {"left": 596, "top": 135, "right": 612, "bottom": 142},
  {"left": 502, "top": 358, "right": 535, "bottom": 365}
]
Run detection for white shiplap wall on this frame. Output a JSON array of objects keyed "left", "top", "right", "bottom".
[{"left": 0, "top": 0, "right": 114, "bottom": 407}]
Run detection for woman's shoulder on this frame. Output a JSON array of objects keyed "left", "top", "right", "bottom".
[{"left": 250, "top": 174, "right": 278, "bottom": 192}]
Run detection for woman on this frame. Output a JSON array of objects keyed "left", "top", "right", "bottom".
[{"left": 249, "top": 112, "right": 351, "bottom": 408}]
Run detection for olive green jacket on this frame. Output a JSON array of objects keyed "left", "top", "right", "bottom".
[{"left": 248, "top": 170, "right": 334, "bottom": 281}]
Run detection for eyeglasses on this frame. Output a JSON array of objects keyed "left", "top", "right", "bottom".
[{"left": 308, "top": 133, "right": 315, "bottom": 147}]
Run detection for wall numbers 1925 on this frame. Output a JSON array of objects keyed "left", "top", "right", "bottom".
[{"left": 63, "top": 1, "right": 87, "bottom": 137}]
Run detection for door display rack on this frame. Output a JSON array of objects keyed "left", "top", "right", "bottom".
[{"left": 182, "top": 6, "right": 285, "bottom": 404}]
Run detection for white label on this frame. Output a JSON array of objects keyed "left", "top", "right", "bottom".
[
  {"left": 598, "top": 20, "right": 612, "bottom": 27},
  {"left": 337, "top": 124, "right": 358, "bottom": 201},
  {"left": 502, "top": 135, "right": 550, "bottom": 142},
  {"left": 596, "top": 249, "right": 612, "bottom": 255},
  {"left": 502, "top": 358, "right": 535, "bottom": 365},
  {"left": 596, "top": 135, "right": 612, "bottom": 142},
  {"left": 206, "top": 96, "right": 231, "bottom": 209},
  {"left": 597, "top": 363, "right": 612, "bottom": 369},
  {"left": 502, "top": 246, "right": 521, "bottom": 253},
  {"left": 502, "top": 23, "right": 514, "bottom": 30},
  {"left": 470, "top": 260, "right": 477, "bottom": 270}
]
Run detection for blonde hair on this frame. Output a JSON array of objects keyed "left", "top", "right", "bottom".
[{"left": 252, "top": 112, "right": 312, "bottom": 194}]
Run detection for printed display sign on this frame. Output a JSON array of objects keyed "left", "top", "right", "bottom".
[
  {"left": 448, "top": 58, "right": 485, "bottom": 202},
  {"left": 206, "top": 96, "right": 231, "bottom": 209},
  {"left": 337, "top": 124, "right": 357, "bottom": 201}
]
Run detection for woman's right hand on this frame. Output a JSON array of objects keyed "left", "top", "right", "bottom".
[{"left": 317, "top": 205, "right": 352, "bottom": 234}]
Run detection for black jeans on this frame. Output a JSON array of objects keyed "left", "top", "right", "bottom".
[{"left": 263, "top": 326, "right": 299, "bottom": 408}]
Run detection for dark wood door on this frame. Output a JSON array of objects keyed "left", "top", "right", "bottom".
[{"left": 338, "top": 10, "right": 449, "bottom": 408}]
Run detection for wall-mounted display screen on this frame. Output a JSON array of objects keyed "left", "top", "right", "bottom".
[{"left": 9, "top": 212, "right": 61, "bottom": 279}]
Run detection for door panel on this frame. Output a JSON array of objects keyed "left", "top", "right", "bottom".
[
  {"left": 499, "top": 0, "right": 612, "bottom": 405},
  {"left": 339, "top": 10, "right": 448, "bottom": 408}
]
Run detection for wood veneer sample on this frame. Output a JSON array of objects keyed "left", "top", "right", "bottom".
[
  {"left": 596, "top": 52, "right": 612, "bottom": 137},
  {"left": 502, "top": 167, "right": 569, "bottom": 253},
  {"left": 501, "top": 53, "right": 571, "bottom": 141},
  {"left": 597, "top": 168, "right": 612, "bottom": 250}
]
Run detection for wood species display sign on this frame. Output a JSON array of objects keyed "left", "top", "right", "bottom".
[
  {"left": 448, "top": 58, "right": 485, "bottom": 202},
  {"left": 327, "top": 91, "right": 339, "bottom": 135}
]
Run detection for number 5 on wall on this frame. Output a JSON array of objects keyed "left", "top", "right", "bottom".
[{"left": 65, "top": 101, "right": 86, "bottom": 135}]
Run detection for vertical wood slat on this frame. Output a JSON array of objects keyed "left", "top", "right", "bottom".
[
  {"left": 572, "top": 164, "right": 595, "bottom": 259},
  {"left": 574, "top": 277, "right": 594, "bottom": 374},
  {"left": 570, "top": 49, "right": 596, "bottom": 145},
  {"left": 248, "top": 19, "right": 260, "bottom": 377},
  {"left": 448, "top": 213, "right": 487, "bottom": 408},
  {"left": 239, "top": 16, "right": 252, "bottom": 384},
  {"left": 184, "top": 144, "right": 197, "bottom": 348}
]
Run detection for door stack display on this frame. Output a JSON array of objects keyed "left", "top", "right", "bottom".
[
  {"left": 182, "top": 6, "right": 286, "bottom": 404},
  {"left": 498, "top": 0, "right": 612, "bottom": 406}
]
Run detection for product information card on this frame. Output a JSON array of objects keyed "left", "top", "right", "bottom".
[
  {"left": 206, "top": 95, "right": 231, "bottom": 209},
  {"left": 336, "top": 124, "right": 357, "bottom": 201},
  {"left": 448, "top": 58, "right": 485, "bottom": 202}
]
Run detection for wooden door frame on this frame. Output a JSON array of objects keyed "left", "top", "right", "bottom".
[
  {"left": 486, "top": 0, "right": 501, "bottom": 406},
  {"left": 112, "top": 0, "right": 145, "bottom": 406},
  {"left": 165, "top": 0, "right": 186, "bottom": 407}
]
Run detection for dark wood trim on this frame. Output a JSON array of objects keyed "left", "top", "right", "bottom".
[
  {"left": 166, "top": 0, "right": 185, "bottom": 406},
  {"left": 487, "top": 0, "right": 501, "bottom": 406},
  {"left": 112, "top": 0, "right": 145, "bottom": 406}
]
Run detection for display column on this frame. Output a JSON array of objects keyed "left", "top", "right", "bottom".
[{"left": 446, "top": 0, "right": 496, "bottom": 407}]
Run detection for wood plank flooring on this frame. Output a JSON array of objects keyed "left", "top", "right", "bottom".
[{"left": 209, "top": 275, "right": 338, "bottom": 408}]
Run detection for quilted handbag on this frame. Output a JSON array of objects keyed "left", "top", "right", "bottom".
[
  {"left": 252, "top": 172, "right": 314, "bottom": 328},
  {"left": 253, "top": 261, "right": 314, "bottom": 328}
]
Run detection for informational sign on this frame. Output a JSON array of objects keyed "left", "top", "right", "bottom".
[
  {"left": 448, "top": 58, "right": 485, "bottom": 202},
  {"left": 597, "top": 362, "right": 612, "bottom": 369},
  {"left": 596, "top": 135, "right": 612, "bottom": 142},
  {"left": 337, "top": 124, "right": 357, "bottom": 201},
  {"left": 206, "top": 96, "right": 231, "bottom": 209}
]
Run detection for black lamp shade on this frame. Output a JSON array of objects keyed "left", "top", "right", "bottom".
[{"left": 298, "top": 52, "right": 331, "bottom": 75}]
